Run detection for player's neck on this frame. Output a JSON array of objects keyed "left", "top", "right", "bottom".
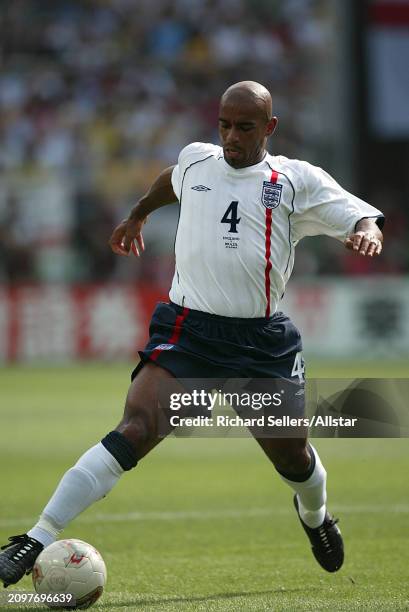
[{"left": 226, "top": 150, "right": 267, "bottom": 170}]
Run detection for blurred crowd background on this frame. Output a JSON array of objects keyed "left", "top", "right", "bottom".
[{"left": 0, "top": 0, "right": 408, "bottom": 289}]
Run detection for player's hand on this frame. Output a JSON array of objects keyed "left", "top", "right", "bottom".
[
  {"left": 109, "top": 215, "right": 146, "bottom": 257},
  {"left": 344, "top": 230, "right": 383, "bottom": 257}
]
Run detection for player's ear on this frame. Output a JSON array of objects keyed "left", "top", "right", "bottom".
[{"left": 266, "top": 117, "right": 278, "bottom": 137}]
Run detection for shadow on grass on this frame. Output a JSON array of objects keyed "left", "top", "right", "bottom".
[{"left": 98, "top": 586, "right": 320, "bottom": 609}]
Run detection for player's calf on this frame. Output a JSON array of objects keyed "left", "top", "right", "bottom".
[
  {"left": 116, "top": 361, "right": 179, "bottom": 459},
  {"left": 256, "top": 437, "right": 311, "bottom": 474}
]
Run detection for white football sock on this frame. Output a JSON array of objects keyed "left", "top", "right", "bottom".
[
  {"left": 28, "top": 443, "right": 123, "bottom": 547},
  {"left": 279, "top": 444, "right": 327, "bottom": 528}
]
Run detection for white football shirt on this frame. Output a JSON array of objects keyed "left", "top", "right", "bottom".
[{"left": 169, "top": 142, "right": 383, "bottom": 318}]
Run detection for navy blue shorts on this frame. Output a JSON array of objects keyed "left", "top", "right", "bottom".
[{"left": 132, "top": 302, "right": 304, "bottom": 383}]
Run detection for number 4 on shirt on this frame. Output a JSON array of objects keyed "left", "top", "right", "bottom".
[{"left": 221, "top": 201, "right": 241, "bottom": 233}]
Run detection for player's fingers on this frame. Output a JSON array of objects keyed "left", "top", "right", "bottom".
[
  {"left": 367, "top": 241, "right": 378, "bottom": 257},
  {"left": 344, "top": 238, "right": 354, "bottom": 250},
  {"left": 358, "top": 236, "right": 371, "bottom": 255},
  {"left": 131, "top": 239, "right": 140, "bottom": 257},
  {"left": 122, "top": 232, "right": 135, "bottom": 254},
  {"left": 110, "top": 234, "right": 129, "bottom": 256},
  {"left": 119, "top": 240, "right": 131, "bottom": 256},
  {"left": 111, "top": 244, "right": 129, "bottom": 256},
  {"left": 375, "top": 241, "right": 383, "bottom": 255},
  {"left": 136, "top": 232, "right": 145, "bottom": 252},
  {"left": 109, "top": 220, "right": 129, "bottom": 252},
  {"left": 352, "top": 233, "right": 364, "bottom": 251}
]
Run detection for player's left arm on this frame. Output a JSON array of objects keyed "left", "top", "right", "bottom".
[
  {"left": 292, "top": 162, "right": 385, "bottom": 255},
  {"left": 344, "top": 217, "right": 384, "bottom": 257}
]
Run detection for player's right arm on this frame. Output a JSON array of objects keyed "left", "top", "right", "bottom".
[{"left": 109, "top": 165, "right": 176, "bottom": 257}]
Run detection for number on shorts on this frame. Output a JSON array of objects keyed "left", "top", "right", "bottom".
[{"left": 291, "top": 352, "right": 305, "bottom": 382}]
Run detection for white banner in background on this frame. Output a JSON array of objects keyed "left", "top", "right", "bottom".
[{"left": 281, "top": 279, "right": 409, "bottom": 357}]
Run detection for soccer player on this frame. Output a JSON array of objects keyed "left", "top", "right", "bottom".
[{"left": 0, "top": 81, "right": 384, "bottom": 585}]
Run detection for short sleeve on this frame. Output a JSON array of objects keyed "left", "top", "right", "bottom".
[
  {"left": 170, "top": 142, "right": 219, "bottom": 201},
  {"left": 292, "top": 162, "right": 385, "bottom": 242},
  {"left": 171, "top": 165, "right": 181, "bottom": 200}
]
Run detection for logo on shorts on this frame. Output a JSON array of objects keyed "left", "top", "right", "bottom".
[
  {"left": 191, "top": 185, "right": 211, "bottom": 191},
  {"left": 154, "top": 344, "right": 174, "bottom": 351},
  {"left": 261, "top": 181, "right": 282, "bottom": 209}
]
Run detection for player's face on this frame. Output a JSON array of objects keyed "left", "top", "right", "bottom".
[{"left": 218, "top": 99, "right": 277, "bottom": 169}]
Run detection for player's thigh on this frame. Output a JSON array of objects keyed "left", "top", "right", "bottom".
[
  {"left": 124, "top": 361, "right": 174, "bottom": 417},
  {"left": 115, "top": 361, "right": 178, "bottom": 457}
]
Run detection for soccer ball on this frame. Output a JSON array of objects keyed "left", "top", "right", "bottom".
[{"left": 32, "top": 539, "right": 107, "bottom": 609}]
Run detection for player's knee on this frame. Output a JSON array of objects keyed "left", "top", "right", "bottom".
[
  {"left": 119, "top": 416, "right": 151, "bottom": 448},
  {"left": 119, "top": 394, "right": 159, "bottom": 449}
]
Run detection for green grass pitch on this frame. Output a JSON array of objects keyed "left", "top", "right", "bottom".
[{"left": 0, "top": 361, "right": 408, "bottom": 611}]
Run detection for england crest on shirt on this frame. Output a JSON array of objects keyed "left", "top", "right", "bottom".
[{"left": 261, "top": 181, "right": 282, "bottom": 209}]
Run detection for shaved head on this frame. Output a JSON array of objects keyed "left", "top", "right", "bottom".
[
  {"left": 221, "top": 81, "right": 273, "bottom": 122},
  {"left": 218, "top": 81, "right": 277, "bottom": 168}
]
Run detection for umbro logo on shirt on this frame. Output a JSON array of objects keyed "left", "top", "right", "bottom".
[{"left": 191, "top": 185, "right": 211, "bottom": 191}]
